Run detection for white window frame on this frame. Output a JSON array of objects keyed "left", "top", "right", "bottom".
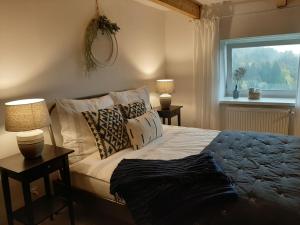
[{"left": 220, "top": 33, "right": 300, "bottom": 99}]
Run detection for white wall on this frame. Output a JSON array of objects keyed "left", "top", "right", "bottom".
[
  {"left": 165, "top": 0, "right": 300, "bottom": 126},
  {"left": 165, "top": 12, "right": 195, "bottom": 126},
  {"left": 0, "top": 0, "right": 165, "bottom": 224},
  {"left": 220, "top": 0, "right": 300, "bottom": 39}
]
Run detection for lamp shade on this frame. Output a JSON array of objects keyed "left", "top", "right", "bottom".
[
  {"left": 156, "top": 79, "right": 175, "bottom": 94},
  {"left": 5, "top": 99, "right": 51, "bottom": 132}
]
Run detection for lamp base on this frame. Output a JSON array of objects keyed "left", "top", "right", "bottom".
[
  {"left": 160, "top": 94, "right": 172, "bottom": 110},
  {"left": 17, "top": 130, "right": 44, "bottom": 159}
]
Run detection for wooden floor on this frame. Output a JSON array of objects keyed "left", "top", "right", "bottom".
[{"left": 14, "top": 205, "right": 130, "bottom": 225}]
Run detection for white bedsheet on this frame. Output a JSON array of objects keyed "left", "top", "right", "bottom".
[{"left": 70, "top": 125, "right": 219, "bottom": 202}]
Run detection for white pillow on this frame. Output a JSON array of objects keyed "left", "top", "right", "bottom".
[
  {"left": 56, "top": 95, "right": 114, "bottom": 163},
  {"left": 109, "top": 86, "right": 151, "bottom": 110},
  {"left": 125, "top": 110, "right": 163, "bottom": 150}
]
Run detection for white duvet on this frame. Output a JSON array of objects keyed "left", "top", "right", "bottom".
[{"left": 70, "top": 125, "right": 219, "bottom": 202}]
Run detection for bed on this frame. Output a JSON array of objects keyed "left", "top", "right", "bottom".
[
  {"left": 50, "top": 91, "right": 300, "bottom": 225},
  {"left": 69, "top": 125, "right": 219, "bottom": 203}
]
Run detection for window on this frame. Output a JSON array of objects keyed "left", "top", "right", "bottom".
[{"left": 221, "top": 34, "right": 300, "bottom": 98}]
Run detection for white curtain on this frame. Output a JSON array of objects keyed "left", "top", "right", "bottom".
[
  {"left": 294, "top": 58, "right": 300, "bottom": 136},
  {"left": 194, "top": 14, "right": 220, "bottom": 130}
]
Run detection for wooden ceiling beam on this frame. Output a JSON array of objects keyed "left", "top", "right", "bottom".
[
  {"left": 151, "top": 0, "right": 201, "bottom": 19},
  {"left": 276, "top": 0, "right": 287, "bottom": 8}
]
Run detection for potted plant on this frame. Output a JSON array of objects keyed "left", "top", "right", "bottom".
[{"left": 233, "top": 67, "right": 246, "bottom": 99}]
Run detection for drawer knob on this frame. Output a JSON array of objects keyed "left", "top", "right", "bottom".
[{"left": 47, "top": 165, "right": 51, "bottom": 169}]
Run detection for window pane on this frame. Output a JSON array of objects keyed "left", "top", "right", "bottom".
[{"left": 231, "top": 44, "right": 300, "bottom": 92}]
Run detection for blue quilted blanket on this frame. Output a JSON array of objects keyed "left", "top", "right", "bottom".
[{"left": 110, "top": 131, "right": 300, "bottom": 225}]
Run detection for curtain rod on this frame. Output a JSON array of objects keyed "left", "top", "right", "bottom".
[{"left": 220, "top": 3, "right": 300, "bottom": 18}]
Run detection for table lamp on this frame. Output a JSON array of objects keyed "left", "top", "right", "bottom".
[
  {"left": 5, "top": 99, "right": 51, "bottom": 159},
  {"left": 156, "top": 79, "right": 175, "bottom": 110}
]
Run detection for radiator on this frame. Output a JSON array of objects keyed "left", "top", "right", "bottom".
[{"left": 224, "top": 107, "right": 291, "bottom": 135}]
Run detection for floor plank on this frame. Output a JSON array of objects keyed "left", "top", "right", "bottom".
[{"left": 14, "top": 205, "right": 129, "bottom": 225}]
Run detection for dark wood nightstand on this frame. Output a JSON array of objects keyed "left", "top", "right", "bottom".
[
  {"left": 0, "top": 145, "right": 75, "bottom": 225},
  {"left": 154, "top": 105, "right": 183, "bottom": 126}
]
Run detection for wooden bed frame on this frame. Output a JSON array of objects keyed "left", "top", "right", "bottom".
[{"left": 49, "top": 92, "right": 135, "bottom": 225}]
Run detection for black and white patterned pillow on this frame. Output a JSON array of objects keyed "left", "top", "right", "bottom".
[
  {"left": 120, "top": 100, "right": 147, "bottom": 120},
  {"left": 82, "top": 106, "right": 131, "bottom": 159},
  {"left": 126, "top": 110, "right": 163, "bottom": 150}
]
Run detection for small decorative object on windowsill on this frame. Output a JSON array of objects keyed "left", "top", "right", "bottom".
[
  {"left": 156, "top": 79, "right": 175, "bottom": 110},
  {"left": 232, "top": 67, "right": 247, "bottom": 99},
  {"left": 248, "top": 88, "right": 261, "bottom": 100},
  {"left": 85, "top": 0, "right": 120, "bottom": 72},
  {"left": 233, "top": 85, "right": 239, "bottom": 99},
  {"left": 4, "top": 99, "right": 54, "bottom": 159}
]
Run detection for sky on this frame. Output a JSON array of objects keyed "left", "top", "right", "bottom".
[{"left": 268, "top": 45, "right": 300, "bottom": 55}]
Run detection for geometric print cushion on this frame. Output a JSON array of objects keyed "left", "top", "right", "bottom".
[
  {"left": 125, "top": 109, "right": 163, "bottom": 150},
  {"left": 82, "top": 106, "right": 131, "bottom": 159},
  {"left": 119, "top": 100, "right": 147, "bottom": 120}
]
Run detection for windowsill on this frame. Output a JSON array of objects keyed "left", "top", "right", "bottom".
[{"left": 219, "top": 97, "right": 296, "bottom": 107}]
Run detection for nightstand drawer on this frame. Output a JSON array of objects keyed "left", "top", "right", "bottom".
[{"left": 23, "top": 157, "right": 64, "bottom": 181}]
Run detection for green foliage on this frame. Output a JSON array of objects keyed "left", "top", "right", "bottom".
[
  {"left": 98, "top": 16, "right": 120, "bottom": 35},
  {"left": 232, "top": 47, "right": 300, "bottom": 91}
]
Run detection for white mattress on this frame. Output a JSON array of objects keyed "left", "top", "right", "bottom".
[{"left": 70, "top": 125, "right": 219, "bottom": 203}]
